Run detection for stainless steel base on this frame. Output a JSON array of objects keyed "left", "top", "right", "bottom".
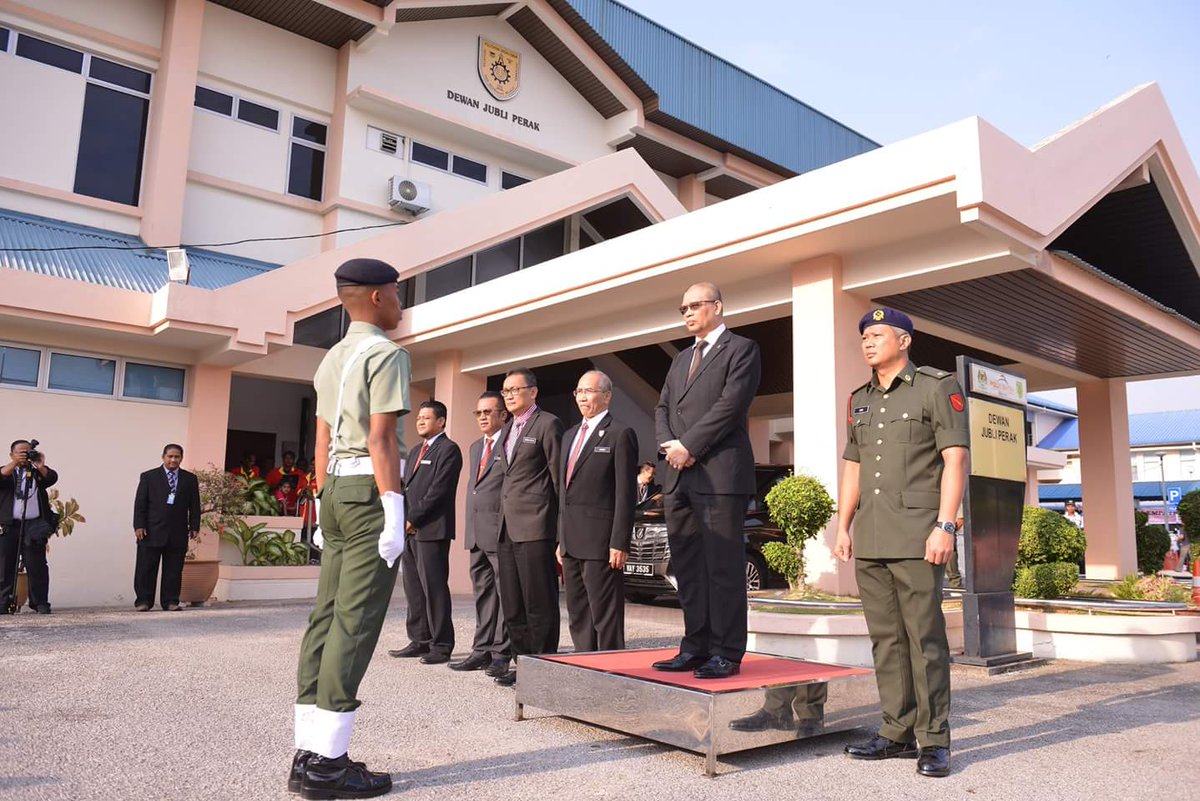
[{"left": 514, "top": 649, "right": 879, "bottom": 776}]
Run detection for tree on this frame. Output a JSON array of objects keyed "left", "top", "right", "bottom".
[{"left": 762, "top": 474, "right": 836, "bottom": 592}]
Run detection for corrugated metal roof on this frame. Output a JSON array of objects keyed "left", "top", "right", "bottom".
[
  {"left": 1028, "top": 395, "right": 1078, "bottom": 415},
  {"left": 560, "top": 0, "right": 879, "bottom": 175},
  {"left": 0, "top": 209, "right": 278, "bottom": 293},
  {"left": 1038, "top": 410, "right": 1200, "bottom": 450},
  {"left": 1039, "top": 480, "right": 1200, "bottom": 502}
]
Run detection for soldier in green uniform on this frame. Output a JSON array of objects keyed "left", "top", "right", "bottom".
[
  {"left": 834, "top": 307, "right": 968, "bottom": 779},
  {"left": 290, "top": 258, "right": 411, "bottom": 799}
]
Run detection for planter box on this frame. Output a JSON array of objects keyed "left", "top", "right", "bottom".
[
  {"left": 1014, "top": 610, "right": 1200, "bottom": 663},
  {"left": 214, "top": 564, "right": 321, "bottom": 602},
  {"left": 748, "top": 608, "right": 965, "bottom": 668}
]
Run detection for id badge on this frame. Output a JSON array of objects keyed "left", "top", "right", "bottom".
[{"left": 167, "top": 492, "right": 176, "bottom": 505}]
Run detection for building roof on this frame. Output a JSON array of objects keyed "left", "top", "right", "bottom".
[
  {"left": 0, "top": 209, "right": 278, "bottom": 293},
  {"left": 1028, "top": 395, "right": 1078, "bottom": 415},
  {"left": 1037, "top": 409, "right": 1200, "bottom": 450},
  {"left": 1039, "top": 480, "right": 1200, "bottom": 502}
]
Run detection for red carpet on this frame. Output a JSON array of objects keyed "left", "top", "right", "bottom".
[{"left": 542, "top": 648, "right": 869, "bottom": 693}]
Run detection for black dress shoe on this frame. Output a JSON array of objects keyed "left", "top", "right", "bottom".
[
  {"left": 387, "top": 642, "right": 428, "bottom": 658},
  {"left": 301, "top": 753, "right": 391, "bottom": 800},
  {"left": 916, "top": 746, "right": 951, "bottom": 777},
  {"left": 844, "top": 734, "right": 919, "bottom": 760},
  {"left": 34, "top": 605, "right": 51, "bottom": 614},
  {"left": 494, "top": 670, "right": 516, "bottom": 687},
  {"left": 729, "top": 708, "right": 793, "bottom": 732},
  {"left": 164, "top": 603, "right": 181, "bottom": 612},
  {"left": 419, "top": 652, "right": 450, "bottom": 665},
  {"left": 448, "top": 653, "right": 491, "bottom": 671},
  {"left": 651, "top": 652, "right": 709, "bottom": 672},
  {"left": 134, "top": 603, "right": 151, "bottom": 612},
  {"left": 288, "top": 749, "right": 314, "bottom": 794},
  {"left": 484, "top": 657, "right": 511, "bottom": 678},
  {"left": 693, "top": 656, "right": 740, "bottom": 679}
]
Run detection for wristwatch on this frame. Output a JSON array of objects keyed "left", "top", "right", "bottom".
[{"left": 936, "top": 521, "right": 956, "bottom": 534}]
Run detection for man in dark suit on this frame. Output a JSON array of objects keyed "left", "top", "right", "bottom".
[
  {"left": 0, "top": 439, "right": 60, "bottom": 614},
  {"left": 636, "top": 462, "right": 661, "bottom": 505},
  {"left": 449, "top": 391, "right": 512, "bottom": 676},
  {"left": 133, "top": 443, "right": 201, "bottom": 611},
  {"left": 653, "top": 282, "right": 761, "bottom": 679},
  {"left": 388, "top": 400, "right": 462, "bottom": 664},
  {"left": 494, "top": 368, "right": 564, "bottom": 686},
  {"left": 558, "top": 370, "right": 638, "bottom": 652}
]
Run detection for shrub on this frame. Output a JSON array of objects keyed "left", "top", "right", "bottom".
[
  {"left": 220, "top": 519, "right": 308, "bottom": 566},
  {"left": 1013, "top": 562, "right": 1079, "bottom": 599},
  {"left": 1112, "top": 574, "right": 1191, "bottom": 603},
  {"left": 1178, "top": 490, "right": 1200, "bottom": 542},
  {"left": 1133, "top": 511, "right": 1171, "bottom": 575},
  {"left": 763, "top": 474, "right": 836, "bottom": 592},
  {"left": 1019, "top": 506, "right": 1086, "bottom": 567}
]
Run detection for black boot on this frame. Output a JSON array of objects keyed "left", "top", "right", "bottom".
[
  {"left": 301, "top": 753, "right": 392, "bottom": 800},
  {"left": 288, "top": 750, "right": 314, "bottom": 794}
]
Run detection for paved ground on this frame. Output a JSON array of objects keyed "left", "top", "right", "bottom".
[{"left": 1, "top": 596, "right": 1197, "bottom": 801}]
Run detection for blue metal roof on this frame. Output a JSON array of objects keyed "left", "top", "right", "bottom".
[
  {"left": 1039, "top": 481, "right": 1200, "bottom": 502},
  {"left": 1037, "top": 410, "right": 1200, "bottom": 450},
  {"left": 565, "top": 0, "right": 879, "bottom": 175},
  {"left": 1028, "top": 395, "right": 1078, "bottom": 415},
  {"left": 0, "top": 209, "right": 278, "bottom": 293}
]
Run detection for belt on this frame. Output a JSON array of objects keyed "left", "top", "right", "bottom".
[{"left": 332, "top": 456, "right": 374, "bottom": 476}]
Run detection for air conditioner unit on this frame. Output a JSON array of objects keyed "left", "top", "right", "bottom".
[{"left": 388, "top": 177, "right": 431, "bottom": 214}]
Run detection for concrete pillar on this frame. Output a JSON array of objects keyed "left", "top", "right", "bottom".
[
  {"left": 140, "top": 0, "right": 205, "bottom": 247},
  {"left": 1076, "top": 379, "right": 1138, "bottom": 578},
  {"left": 748, "top": 418, "right": 771, "bottom": 463},
  {"left": 320, "top": 43, "right": 352, "bottom": 251},
  {"left": 791, "top": 256, "right": 872, "bottom": 595},
  {"left": 434, "top": 351, "right": 487, "bottom": 595},
  {"left": 676, "top": 174, "right": 707, "bottom": 211},
  {"left": 185, "top": 365, "right": 232, "bottom": 558}
]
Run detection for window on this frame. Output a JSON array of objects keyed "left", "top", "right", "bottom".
[
  {"left": 424, "top": 257, "right": 472, "bottom": 302},
  {"left": 74, "top": 82, "right": 150, "bottom": 205},
  {"left": 194, "top": 85, "right": 234, "bottom": 116},
  {"left": 474, "top": 239, "right": 520, "bottom": 284},
  {"left": 1130, "top": 456, "right": 1140, "bottom": 481},
  {"left": 15, "top": 33, "right": 83, "bottom": 73},
  {"left": 287, "top": 116, "right": 327, "bottom": 201},
  {"left": 1182, "top": 453, "right": 1197, "bottom": 480},
  {"left": 501, "top": 171, "right": 530, "bottom": 190},
  {"left": 237, "top": 99, "right": 279, "bottom": 131},
  {"left": 411, "top": 141, "right": 450, "bottom": 171},
  {"left": 0, "top": 345, "right": 40, "bottom": 388},
  {"left": 451, "top": 155, "right": 487, "bottom": 184},
  {"left": 0, "top": 27, "right": 9, "bottom": 53},
  {"left": 522, "top": 220, "right": 565, "bottom": 269},
  {"left": 48, "top": 353, "right": 116, "bottom": 395},
  {"left": 123, "top": 362, "right": 185, "bottom": 403},
  {"left": 89, "top": 57, "right": 151, "bottom": 93}
]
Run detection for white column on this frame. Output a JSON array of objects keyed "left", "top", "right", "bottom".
[{"left": 1076, "top": 379, "right": 1138, "bottom": 578}]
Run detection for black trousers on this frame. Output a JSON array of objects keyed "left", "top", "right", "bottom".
[
  {"left": 0, "top": 522, "right": 50, "bottom": 610},
  {"left": 400, "top": 537, "right": 454, "bottom": 656},
  {"left": 134, "top": 542, "right": 186, "bottom": 609},
  {"left": 497, "top": 531, "right": 559, "bottom": 659},
  {"left": 468, "top": 546, "right": 509, "bottom": 659},
  {"left": 664, "top": 489, "right": 749, "bottom": 661},
  {"left": 562, "top": 555, "right": 624, "bottom": 652}
]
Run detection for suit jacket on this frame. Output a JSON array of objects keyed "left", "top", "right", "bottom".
[
  {"left": 404, "top": 434, "right": 463, "bottom": 542},
  {"left": 654, "top": 328, "right": 761, "bottom": 495},
  {"left": 636, "top": 482, "right": 662, "bottom": 505},
  {"left": 465, "top": 435, "right": 505, "bottom": 552},
  {"left": 558, "top": 415, "right": 638, "bottom": 560},
  {"left": 0, "top": 466, "right": 59, "bottom": 527},
  {"left": 499, "top": 408, "right": 563, "bottom": 543},
  {"left": 133, "top": 466, "right": 201, "bottom": 549}
]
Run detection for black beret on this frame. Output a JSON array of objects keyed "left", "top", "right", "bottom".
[
  {"left": 335, "top": 258, "right": 399, "bottom": 287},
  {"left": 858, "top": 307, "right": 913, "bottom": 335}
]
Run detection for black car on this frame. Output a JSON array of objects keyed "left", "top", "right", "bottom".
[{"left": 623, "top": 465, "right": 791, "bottom": 602}]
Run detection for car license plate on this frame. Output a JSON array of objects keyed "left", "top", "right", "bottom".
[{"left": 624, "top": 562, "right": 653, "bottom": 576}]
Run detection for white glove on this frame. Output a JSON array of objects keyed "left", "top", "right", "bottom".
[
  {"left": 378, "top": 491, "right": 405, "bottom": 568},
  {"left": 311, "top": 499, "right": 324, "bottom": 550}
]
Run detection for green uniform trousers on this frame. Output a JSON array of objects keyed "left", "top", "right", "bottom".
[
  {"left": 856, "top": 558, "right": 951, "bottom": 748},
  {"left": 297, "top": 475, "right": 398, "bottom": 713}
]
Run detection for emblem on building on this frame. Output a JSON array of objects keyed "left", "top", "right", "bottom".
[{"left": 478, "top": 37, "right": 520, "bottom": 101}]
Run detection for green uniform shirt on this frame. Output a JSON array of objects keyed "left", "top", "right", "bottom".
[
  {"left": 314, "top": 321, "right": 411, "bottom": 461},
  {"left": 843, "top": 360, "right": 969, "bottom": 559}
]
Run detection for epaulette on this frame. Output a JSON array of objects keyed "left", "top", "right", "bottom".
[
  {"left": 850, "top": 380, "right": 872, "bottom": 396},
  {"left": 916, "top": 365, "right": 953, "bottom": 381}
]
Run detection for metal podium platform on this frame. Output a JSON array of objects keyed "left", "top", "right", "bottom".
[{"left": 513, "top": 647, "right": 879, "bottom": 775}]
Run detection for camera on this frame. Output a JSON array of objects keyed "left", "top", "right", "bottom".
[{"left": 25, "top": 439, "right": 41, "bottom": 463}]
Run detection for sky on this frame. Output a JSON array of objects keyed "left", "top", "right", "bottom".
[{"left": 623, "top": 0, "right": 1200, "bottom": 413}]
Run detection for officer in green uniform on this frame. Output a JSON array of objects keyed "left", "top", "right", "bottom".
[
  {"left": 290, "top": 258, "right": 411, "bottom": 799},
  {"left": 834, "top": 307, "right": 968, "bottom": 779}
]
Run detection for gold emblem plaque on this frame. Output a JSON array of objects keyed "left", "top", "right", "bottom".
[{"left": 479, "top": 38, "right": 521, "bottom": 101}]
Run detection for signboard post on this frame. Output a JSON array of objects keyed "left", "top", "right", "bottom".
[{"left": 954, "top": 357, "right": 1035, "bottom": 668}]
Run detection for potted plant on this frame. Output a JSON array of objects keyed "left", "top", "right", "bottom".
[
  {"left": 761, "top": 473, "right": 836, "bottom": 594},
  {"left": 179, "top": 466, "right": 243, "bottom": 605},
  {"left": 221, "top": 520, "right": 308, "bottom": 566}
]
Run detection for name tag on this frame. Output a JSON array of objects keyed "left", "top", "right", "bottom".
[
  {"left": 522, "top": 436, "right": 536, "bottom": 444},
  {"left": 166, "top": 493, "right": 176, "bottom": 505},
  {"left": 594, "top": 446, "right": 612, "bottom": 453},
  {"left": 854, "top": 406, "right": 870, "bottom": 415},
  {"left": 420, "top": 459, "right": 432, "bottom": 465}
]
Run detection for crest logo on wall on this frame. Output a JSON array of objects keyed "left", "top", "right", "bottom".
[{"left": 479, "top": 37, "right": 521, "bottom": 101}]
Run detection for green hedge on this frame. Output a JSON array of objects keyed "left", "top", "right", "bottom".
[
  {"left": 1014, "top": 562, "right": 1080, "bottom": 599},
  {"left": 1019, "top": 506, "right": 1086, "bottom": 566},
  {"left": 1133, "top": 510, "right": 1171, "bottom": 575}
]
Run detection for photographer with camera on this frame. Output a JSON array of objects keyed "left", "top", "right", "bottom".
[{"left": 0, "top": 439, "right": 59, "bottom": 614}]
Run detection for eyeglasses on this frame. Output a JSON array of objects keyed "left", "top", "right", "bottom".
[
  {"left": 678, "top": 299, "right": 718, "bottom": 315},
  {"left": 572, "top": 388, "right": 610, "bottom": 397},
  {"left": 499, "top": 386, "right": 530, "bottom": 397},
  {"left": 472, "top": 409, "right": 501, "bottom": 416}
]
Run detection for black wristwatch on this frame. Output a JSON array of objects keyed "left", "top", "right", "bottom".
[{"left": 936, "top": 521, "right": 956, "bottom": 534}]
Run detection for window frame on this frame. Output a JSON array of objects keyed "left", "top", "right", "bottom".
[
  {"left": 410, "top": 139, "right": 490, "bottom": 185},
  {"left": 0, "top": 343, "right": 43, "bottom": 393},
  {"left": 0, "top": 341, "right": 188, "bottom": 406},
  {"left": 286, "top": 113, "right": 329, "bottom": 201},
  {"left": 501, "top": 171, "right": 531, "bottom": 190},
  {"left": 193, "top": 84, "right": 281, "bottom": 134},
  {"left": 46, "top": 349, "right": 119, "bottom": 398},
  {"left": 119, "top": 358, "right": 188, "bottom": 405}
]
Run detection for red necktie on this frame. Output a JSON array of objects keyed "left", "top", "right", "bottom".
[
  {"left": 565, "top": 420, "right": 589, "bottom": 486},
  {"left": 412, "top": 441, "right": 430, "bottom": 474},
  {"left": 686, "top": 339, "right": 708, "bottom": 384},
  {"left": 477, "top": 437, "right": 492, "bottom": 481}
]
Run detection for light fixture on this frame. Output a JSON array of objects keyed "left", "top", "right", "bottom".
[{"left": 166, "top": 247, "right": 190, "bottom": 284}]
